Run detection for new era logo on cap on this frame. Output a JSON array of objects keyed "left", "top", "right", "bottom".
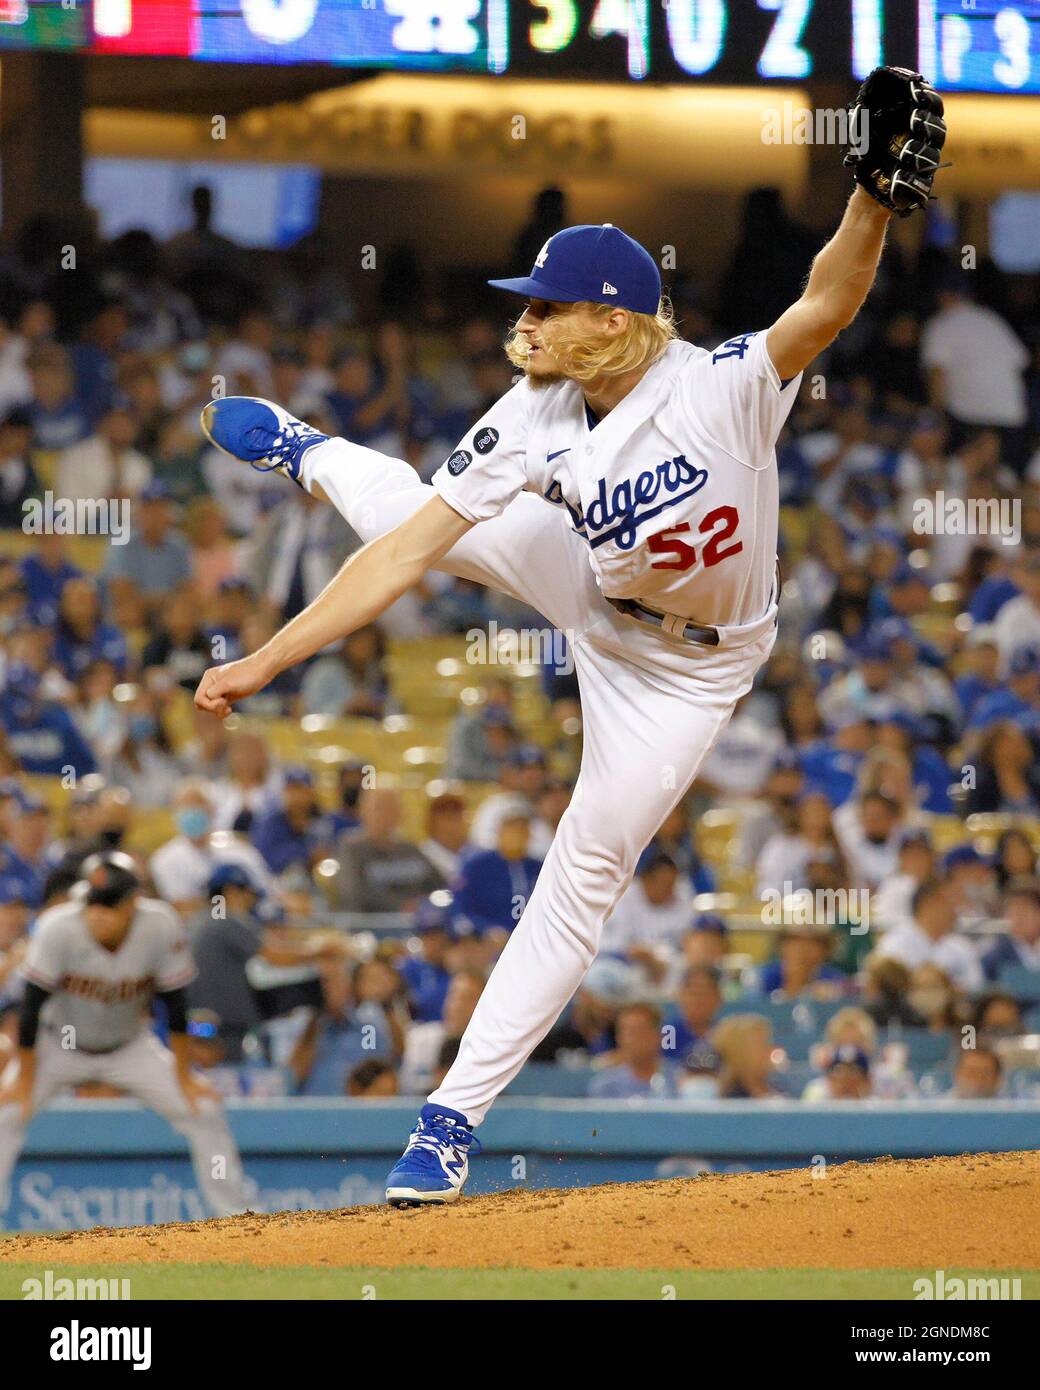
[{"left": 487, "top": 224, "right": 661, "bottom": 315}]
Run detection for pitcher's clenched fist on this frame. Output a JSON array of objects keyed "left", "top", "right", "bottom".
[{"left": 194, "top": 651, "right": 276, "bottom": 719}]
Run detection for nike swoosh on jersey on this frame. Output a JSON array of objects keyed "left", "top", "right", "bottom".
[{"left": 547, "top": 448, "right": 571, "bottom": 462}]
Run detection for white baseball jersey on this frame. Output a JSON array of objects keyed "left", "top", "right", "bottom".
[
  {"left": 22, "top": 897, "right": 196, "bottom": 1052},
  {"left": 432, "top": 332, "right": 801, "bottom": 627}
]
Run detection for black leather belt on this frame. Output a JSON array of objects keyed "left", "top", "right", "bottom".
[
  {"left": 607, "top": 596, "right": 721, "bottom": 646},
  {"left": 608, "top": 558, "right": 782, "bottom": 648}
]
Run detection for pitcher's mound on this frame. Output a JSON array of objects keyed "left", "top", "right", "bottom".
[{"left": 2, "top": 1151, "right": 1037, "bottom": 1271}]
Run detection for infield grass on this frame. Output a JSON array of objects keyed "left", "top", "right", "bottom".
[{"left": 1, "top": 1264, "right": 1037, "bottom": 1300}]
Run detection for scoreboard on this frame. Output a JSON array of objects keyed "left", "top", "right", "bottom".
[{"left": 0, "top": 0, "right": 1038, "bottom": 91}]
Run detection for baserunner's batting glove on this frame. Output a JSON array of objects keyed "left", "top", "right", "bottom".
[{"left": 843, "top": 66, "right": 949, "bottom": 218}]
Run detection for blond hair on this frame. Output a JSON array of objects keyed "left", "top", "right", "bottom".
[
  {"left": 825, "top": 1006, "right": 877, "bottom": 1056},
  {"left": 504, "top": 298, "right": 679, "bottom": 383}
]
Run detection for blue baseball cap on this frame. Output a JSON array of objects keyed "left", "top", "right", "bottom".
[
  {"left": 827, "top": 1045, "right": 870, "bottom": 1074},
  {"left": 488, "top": 224, "right": 662, "bottom": 315},
  {"left": 1009, "top": 646, "right": 1040, "bottom": 677},
  {"left": 414, "top": 891, "right": 457, "bottom": 936},
  {"left": 508, "top": 743, "right": 547, "bottom": 769},
  {"left": 0, "top": 876, "right": 27, "bottom": 906},
  {"left": 206, "top": 862, "right": 259, "bottom": 897},
  {"left": 690, "top": 912, "right": 729, "bottom": 937},
  {"left": 943, "top": 844, "right": 985, "bottom": 873}
]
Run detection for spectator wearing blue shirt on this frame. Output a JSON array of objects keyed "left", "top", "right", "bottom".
[
  {"left": 68, "top": 297, "right": 127, "bottom": 424},
  {"left": 0, "top": 790, "right": 51, "bottom": 908},
  {"left": 756, "top": 924, "right": 847, "bottom": 999},
  {"left": 102, "top": 481, "right": 192, "bottom": 618},
  {"left": 650, "top": 799, "right": 717, "bottom": 895},
  {"left": 451, "top": 801, "right": 541, "bottom": 940},
  {"left": 589, "top": 1002, "right": 682, "bottom": 1100},
  {"left": 981, "top": 879, "right": 1040, "bottom": 982},
  {"left": 799, "top": 712, "right": 872, "bottom": 807},
  {"left": 869, "top": 561, "right": 932, "bottom": 625},
  {"left": 293, "top": 957, "right": 403, "bottom": 1097},
  {"left": 876, "top": 712, "right": 954, "bottom": 815},
  {"left": 967, "top": 646, "right": 1040, "bottom": 736},
  {"left": 251, "top": 767, "right": 334, "bottom": 877},
  {"left": 26, "top": 344, "right": 91, "bottom": 451},
  {"left": 202, "top": 575, "right": 254, "bottom": 666},
  {"left": 0, "top": 654, "right": 96, "bottom": 778},
  {"left": 18, "top": 533, "right": 82, "bottom": 628},
  {"left": 954, "top": 625, "right": 1002, "bottom": 730},
  {"left": 399, "top": 894, "right": 455, "bottom": 1024},
  {"left": 968, "top": 568, "right": 1019, "bottom": 624},
  {"left": 663, "top": 965, "right": 724, "bottom": 1069},
  {"left": 325, "top": 344, "right": 406, "bottom": 450},
  {"left": 52, "top": 576, "right": 127, "bottom": 682}
]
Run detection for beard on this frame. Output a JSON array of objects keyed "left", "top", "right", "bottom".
[{"left": 524, "top": 363, "right": 570, "bottom": 389}]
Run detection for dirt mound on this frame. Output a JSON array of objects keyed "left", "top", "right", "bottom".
[{"left": 2, "top": 1151, "right": 1037, "bottom": 1271}]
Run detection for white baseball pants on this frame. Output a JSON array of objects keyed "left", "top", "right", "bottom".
[
  {"left": 0, "top": 1031, "right": 249, "bottom": 1218},
  {"left": 303, "top": 437, "right": 776, "bottom": 1125}
]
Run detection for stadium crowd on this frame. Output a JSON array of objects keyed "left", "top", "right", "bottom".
[{"left": 1, "top": 187, "right": 1040, "bottom": 1108}]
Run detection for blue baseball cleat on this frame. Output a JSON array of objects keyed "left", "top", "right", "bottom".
[
  {"left": 200, "top": 396, "right": 328, "bottom": 487},
  {"left": 385, "top": 1104, "right": 481, "bottom": 1208}
]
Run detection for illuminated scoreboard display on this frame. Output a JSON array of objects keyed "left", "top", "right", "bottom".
[
  {"left": 0, "top": 0, "right": 1037, "bottom": 90},
  {"left": 919, "top": 0, "right": 1040, "bottom": 94}
]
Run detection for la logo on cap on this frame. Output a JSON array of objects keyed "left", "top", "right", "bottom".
[{"left": 535, "top": 238, "right": 551, "bottom": 268}]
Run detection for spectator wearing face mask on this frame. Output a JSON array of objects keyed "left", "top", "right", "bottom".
[
  {"left": 150, "top": 779, "right": 273, "bottom": 917},
  {"left": 104, "top": 690, "right": 181, "bottom": 809}
]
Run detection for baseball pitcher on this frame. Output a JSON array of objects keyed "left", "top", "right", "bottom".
[
  {"left": 194, "top": 69, "right": 947, "bottom": 1205},
  {"left": 0, "top": 852, "right": 249, "bottom": 1219}
]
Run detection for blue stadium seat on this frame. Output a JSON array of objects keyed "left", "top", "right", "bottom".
[
  {"left": 504, "top": 1062, "right": 592, "bottom": 1098},
  {"left": 995, "top": 966, "right": 1040, "bottom": 1005}
]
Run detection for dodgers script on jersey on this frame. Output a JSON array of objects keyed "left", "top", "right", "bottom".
[
  {"left": 22, "top": 898, "right": 196, "bottom": 1053},
  {"left": 432, "top": 331, "right": 801, "bottom": 628}
]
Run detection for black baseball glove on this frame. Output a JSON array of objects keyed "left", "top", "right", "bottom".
[{"left": 843, "top": 66, "right": 948, "bottom": 218}]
